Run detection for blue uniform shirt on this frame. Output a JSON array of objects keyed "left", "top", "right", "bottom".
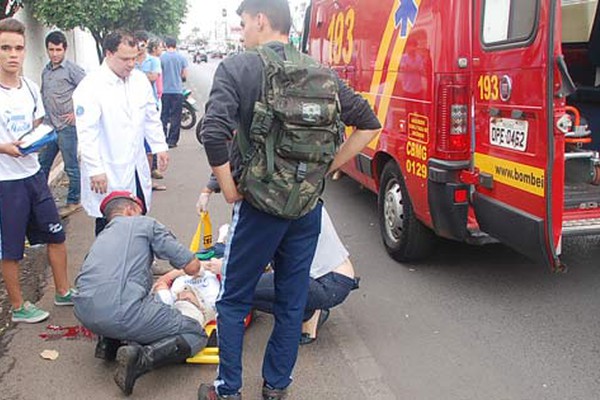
[{"left": 160, "top": 51, "right": 187, "bottom": 94}]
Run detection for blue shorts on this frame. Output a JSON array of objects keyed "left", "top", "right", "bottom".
[
  {"left": 0, "top": 170, "right": 65, "bottom": 260},
  {"left": 144, "top": 139, "right": 151, "bottom": 154}
]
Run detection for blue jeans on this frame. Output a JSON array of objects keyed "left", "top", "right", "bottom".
[
  {"left": 254, "top": 271, "right": 357, "bottom": 321},
  {"left": 215, "top": 200, "right": 322, "bottom": 395},
  {"left": 39, "top": 125, "right": 80, "bottom": 204},
  {"left": 160, "top": 93, "right": 183, "bottom": 146}
]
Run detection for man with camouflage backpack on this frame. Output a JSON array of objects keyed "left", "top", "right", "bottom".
[{"left": 199, "top": 0, "right": 381, "bottom": 399}]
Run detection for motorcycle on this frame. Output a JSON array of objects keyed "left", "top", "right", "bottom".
[
  {"left": 193, "top": 51, "right": 208, "bottom": 63},
  {"left": 181, "top": 89, "right": 199, "bottom": 130}
]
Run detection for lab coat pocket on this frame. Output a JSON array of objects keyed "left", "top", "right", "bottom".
[{"left": 105, "top": 161, "right": 135, "bottom": 192}]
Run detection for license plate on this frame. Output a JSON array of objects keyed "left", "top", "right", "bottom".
[{"left": 489, "top": 118, "right": 529, "bottom": 152}]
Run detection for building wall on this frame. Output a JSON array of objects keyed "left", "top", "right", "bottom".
[{"left": 14, "top": 7, "right": 100, "bottom": 86}]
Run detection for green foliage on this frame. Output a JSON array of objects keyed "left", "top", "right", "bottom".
[
  {"left": 127, "top": 0, "right": 188, "bottom": 38},
  {"left": 24, "top": 0, "right": 188, "bottom": 60}
]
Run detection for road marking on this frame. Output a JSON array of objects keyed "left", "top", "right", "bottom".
[{"left": 329, "top": 308, "right": 396, "bottom": 399}]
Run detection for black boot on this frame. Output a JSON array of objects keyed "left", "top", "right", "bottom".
[
  {"left": 95, "top": 336, "right": 122, "bottom": 361},
  {"left": 114, "top": 335, "right": 191, "bottom": 395}
]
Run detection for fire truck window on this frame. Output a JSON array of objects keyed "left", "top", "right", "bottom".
[{"left": 482, "top": 0, "right": 538, "bottom": 46}]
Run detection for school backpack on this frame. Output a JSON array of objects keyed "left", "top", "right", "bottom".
[{"left": 237, "top": 44, "right": 343, "bottom": 219}]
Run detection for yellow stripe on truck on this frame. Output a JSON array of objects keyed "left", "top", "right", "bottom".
[
  {"left": 474, "top": 153, "right": 546, "bottom": 197},
  {"left": 369, "top": 4, "right": 399, "bottom": 97},
  {"left": 367, "top": 0, "right": 423, "bottom": 150}
]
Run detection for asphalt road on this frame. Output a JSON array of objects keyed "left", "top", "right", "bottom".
[{"left": 1, "top": 56, "right": 600, "bottom": 400}]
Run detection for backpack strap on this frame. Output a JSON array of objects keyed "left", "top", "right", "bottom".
[
  {"left": 255, "top": 45, "right": 284, "bottom": 106},
  {"left": 283, "top": 43, "right": 315, "bottom": 66},
  {"left": 242, "top": 45, "right": 283, "bottom": 181},
  {"left": 235, "top": 128, "right": 251, "bottom": 164},
  {"left": 236, "top": 47, "right": 270, "bottom": 165}
]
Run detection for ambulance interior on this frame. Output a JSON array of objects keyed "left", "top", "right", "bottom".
[{"left": 561, "top": 0, "right": 600, "bottom": 213}]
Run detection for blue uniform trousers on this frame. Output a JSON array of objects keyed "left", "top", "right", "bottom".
[{"left": 215, "top": 200, "right": 322, "bottom": 395}]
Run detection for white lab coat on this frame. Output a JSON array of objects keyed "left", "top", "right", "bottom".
[{"left": 73, "top": 63, "right": 168, "bottom": 217}]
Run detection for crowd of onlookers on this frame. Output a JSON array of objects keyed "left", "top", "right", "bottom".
[{"left": 0, "top": 17, "right": 191, "bottom": 323}]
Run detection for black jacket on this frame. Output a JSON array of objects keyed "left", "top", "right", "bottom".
[{"left": 201, "top": 42, "right": 381, "bottom": 180}]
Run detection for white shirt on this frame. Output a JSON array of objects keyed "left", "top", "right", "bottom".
[
  {"left": 73, "top": 63, "right": 168, "bottom": 217},
  {"left": 162, "top": 273, "right": 220, "bottom": 310},
  {"left": 0, "top": 78, "right": 45, "bottom": 181}
]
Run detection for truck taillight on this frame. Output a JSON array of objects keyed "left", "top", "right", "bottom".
[{"left": 436, "top": 78, "right": 470, "bottom": 160}]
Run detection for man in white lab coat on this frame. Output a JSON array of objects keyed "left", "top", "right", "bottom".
[{"left": 73, "top": 30, "right": 169, "bottom": 234}]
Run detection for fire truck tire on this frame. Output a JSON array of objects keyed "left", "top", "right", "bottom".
[{"left": 378, "top": 161, "right": 434, "bottom": 262}]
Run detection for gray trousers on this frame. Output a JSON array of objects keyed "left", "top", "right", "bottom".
[{"left": 75, "top": 293, "right": 207, "bottom": 354}]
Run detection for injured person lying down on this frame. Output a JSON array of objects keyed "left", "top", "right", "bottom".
[{"left": 153, "top": 267, "right": 220, "bottom": 328}]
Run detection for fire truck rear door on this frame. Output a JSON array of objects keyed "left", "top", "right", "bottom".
[{"left": 471, "top": 0, "right": 562, "bottom": 269}]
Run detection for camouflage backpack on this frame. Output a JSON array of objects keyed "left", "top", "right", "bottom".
[{"left": 237, "top": 44, "right": 343, "bottom": 219}]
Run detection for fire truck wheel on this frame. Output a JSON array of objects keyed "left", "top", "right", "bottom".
[{"left": 378, "top": 161, "right": 434, "bottom": 262}]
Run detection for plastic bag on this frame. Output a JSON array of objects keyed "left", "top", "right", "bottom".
[{"left": 190, "top": 211, "right": 213, "bottom": 252}]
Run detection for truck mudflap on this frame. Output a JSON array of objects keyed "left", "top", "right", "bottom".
[
  {"left": 472, "top": 192, "right": 552, "bottom": 267},
  {"left": 427, "top": 159, "right": 470, "bottom": 241}
]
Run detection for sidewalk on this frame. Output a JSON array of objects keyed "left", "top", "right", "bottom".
[{"left": 0, "top": 133, "right": 366, "bottom": 399}]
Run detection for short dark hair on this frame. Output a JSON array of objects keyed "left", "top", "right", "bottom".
[
  {"left": 236, "top": 0, "right": 291, "bottom": 35},
  {"left": 164, "top": 36, "right": 177, "bottom": 48},
  {"left": 103, "top": 197, "right": 138, "bottom": 220},
  {"left": 0, "top": 18, "right": 25, "bottom": 37},
  {"left": 103, "top": 30, "right": 136, "bottom": 54},
  {"left": 45, "top": 31, "right": 67, "bottom": 49},
  {"left": 134, "top": 30, "right": 149, "bottom": 43}
]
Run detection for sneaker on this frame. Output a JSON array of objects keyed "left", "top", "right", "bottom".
[
  {"left": 54, "top": 288, "right": 77, "bottom": 306},
  {"left": 262, "top": 385, "right": 288, "bottom": 400},
  {"left": 11, "top": 301, "right": 50, "bottom": 323},
  {"left": 198, "top": 384, "right": 241, "bottom": 400},
  {"left": 151, "top": 170, "right": 164, "bottom": 179},
  {"left": 58, "top": 203, "right": 82, "bottom": 218}
]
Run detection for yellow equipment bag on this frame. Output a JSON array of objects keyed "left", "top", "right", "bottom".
[
  {"left": 187, "top": 211, "right": 219, "bottom": 364},
  {"left": 189, "top": 211, "right": 213, "bottom": 252}
]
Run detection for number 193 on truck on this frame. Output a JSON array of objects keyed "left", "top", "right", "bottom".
[{"left": 302, "top": 0, "right": 600, "bottom": 271}]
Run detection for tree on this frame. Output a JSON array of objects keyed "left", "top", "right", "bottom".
[
  {"left": 24, "top": 0, "right": 188, "bottom": 61},
  {"left": 126, "top": 0, "right": 187, "bottom": 38}
]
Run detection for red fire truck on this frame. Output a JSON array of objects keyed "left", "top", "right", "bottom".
[{"left": 303, "top": 0, "right": 600, "bottom": 271}]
